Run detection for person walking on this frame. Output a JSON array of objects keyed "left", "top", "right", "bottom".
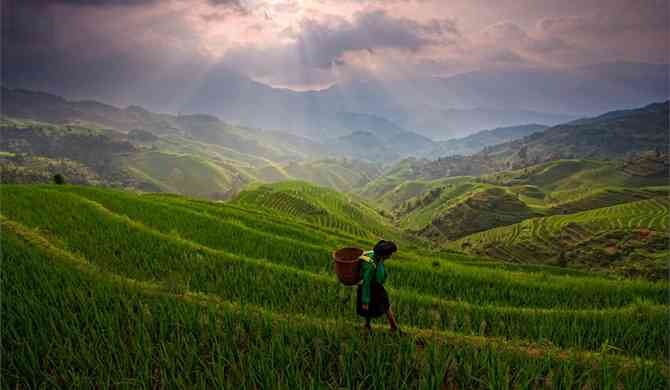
[{"left": 356, "top": 240, "right": 401, "bottom": 334}]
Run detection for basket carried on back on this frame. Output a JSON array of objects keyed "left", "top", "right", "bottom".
[{"left": 333, "top": 247, "right": 364, "bottom": 285}]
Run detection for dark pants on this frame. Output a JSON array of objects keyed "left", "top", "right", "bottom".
[{"left": 356, "top": 281, "right": 390, "bottom": 318}]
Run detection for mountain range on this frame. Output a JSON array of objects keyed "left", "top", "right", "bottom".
[
  {"left": 2, "top": 85, "right": 668, "bottom": 201},
  {"left": 9, "top": 62, "right": 665, "bottom": 141},
  {"left": 425, "top": 124, "right": 549, "bottom": 158},
  {"left": 157, "top": 62, "right": 669, "bottom": 140},
  {"left": 377, "top": 100, "right": 670, "bottom": 182}
]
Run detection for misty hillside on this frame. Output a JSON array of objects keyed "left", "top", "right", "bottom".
[
  {"left": 381, "top": 101, "right": 670, "bottom": 182},
  {"left": 12, "top": 62, "right": 663, "bottom": 142},
  {"left": 0, "top": 87, "right": 437, "bottom": 162},
  {"left": 482, "top": 101, "right": 670, "bottom": 166},
  {"left": 10, "top": 61, "right": 663, "bottom": 142},
  {"left": 169, "top": 62, "right": 668, "bottom": 139},
  {"left": 425, "top": 124, "right": 548, "bottom": 158}
]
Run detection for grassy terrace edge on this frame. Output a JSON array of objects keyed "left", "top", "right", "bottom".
[{"left": 3, "top": 222, "right": 668, "bottom": 389}]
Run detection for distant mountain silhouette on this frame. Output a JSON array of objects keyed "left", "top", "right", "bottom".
[{"left": 425, "top": 124, "right": 549, "bottom": 157}]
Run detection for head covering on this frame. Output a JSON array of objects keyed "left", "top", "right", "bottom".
[{"left": 373, "top": 240, "right": 398, "bottom": 257}]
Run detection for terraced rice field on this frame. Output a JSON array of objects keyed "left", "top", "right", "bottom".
[
  {"left": 454, "top": 197, "right": 669, "bottom": 266},
  {"left": 232, "top": 181, "right": 393, "bottom": 239},
  {"left": 3, "top": 184, "right": 669, "bottom": 388}
]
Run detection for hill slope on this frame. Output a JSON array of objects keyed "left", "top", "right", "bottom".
[
  {"left": 359, "top": 159, "right": 669, "bottom": 252},
  {"left": 379, "top": 101, "right": 670, "bottom": 181},
  {"left": 482, "top": 101, "right": 669, "bottom": 166},
  {"left": 231, "top": 181, "right": 397, "bottom": 239},
  {"left": 425, "top": 124, "right": 548, "bottom": 158},
  {"left": 452, "top": 197, "right": 670, "bottom": 279},
  {"left": 2, "top": 185, "right": 669, "bottom": 387}
]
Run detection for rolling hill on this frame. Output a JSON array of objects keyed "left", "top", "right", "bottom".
[
  {"left": 231, "top": 181, "right": 398, "bottom": 240},
  {"left": 451, "top": 197, "right": 670, "bottom": 279},
  {"left": 124, "top": 151, "right": 240, "bottom": 199},
  {"left": 0, "top": 113, "right": 387, "bottom": 198},
  {"left": 481, "top": 101, "right": 670, "bottom": 166},
  {"left": 425, "top": 124, "right": 548, "bottom": 158},
  {"left": 411, "top": 187, "right": 539, "bottom": 241},
  {"left": 359, "top": 159, "right": 669, "bottom": 255},
  {"left": 3, "top": 184, "right": 669, "bottom": 388},
  {"left": 379, "top": 101, "right": 670, "bottom": 181},
  {"left": 0, "top": 87, "right": 324, "bottom": 162},
  {"left": 1, "top": 87, "right": 435, "bottom": 199},
  {"left": 1, "top": 87, "right": 435, "bottom": 163}
]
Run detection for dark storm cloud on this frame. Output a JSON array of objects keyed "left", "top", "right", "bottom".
[
  {"left": 481, "top": 21, "right": 573, "bottom": 56},
  {"left": 206, "top": 0, "right": 246, "bottom": 13},
  {"left": 538, "top": 0, "right": 669, "bottom": 35},
  {"left": 201, "top": 0, "right": 249, "bottom": 22},
  {"left": 1, "top": 0, "right": 207, "bottom": 107},
  {"left": 485, "top": 49, "right": 525, "bottom": 64},
  {"left": 4, "top": 0, "right": 160, "bottom": 6},
  {"left": 208, "top": 0, "right": 241, "bottom": 4},
  {"left": 224, "top": 9, "right": 460, "bottom": 86},
  {"left": 296, "top": 10, "right": 458, "bottom": 67},
  {"left": 1, "top": 0, "right": 667, "bottom": 110}
]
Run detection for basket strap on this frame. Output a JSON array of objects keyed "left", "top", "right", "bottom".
[{"left": 359, "top": 255, "right": 376, "bottom": 269}]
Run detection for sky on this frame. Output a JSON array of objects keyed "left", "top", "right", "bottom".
[{"left": 2, "top": 0, "right": 669, "bottom": 106}]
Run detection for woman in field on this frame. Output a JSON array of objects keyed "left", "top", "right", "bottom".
[{"left": 356, "top": 240, "right": 401, "bottom": 333}]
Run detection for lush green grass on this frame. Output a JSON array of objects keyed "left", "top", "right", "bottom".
[
  {"left": 402, "top": 186, "right": 538, "bottom": 241},
  {"left": 22, "top": 185, "right": 668, "bottom": 311},
  {"left": 126, "top": 150, "right": 235, "bottom": 198},
  {"left": 254, "top": 159, "right": 383, "bottom": 193},
  {"left": 3, "top": 184, "right": 669, "bottom": 387},
  {"left": 452, "top": 197, "right": 670, "bottom": 276},
  {"left": 549, "top": 187, "right": 668, "bottom": 214},
  {"left": 360, "top": 160, "right": 669, "bottom": 270},
  {"left": 365, "top": 160, "right": 668, "bottom": 215},
  {"left": 483, "top": 160, "right": 668, "bottom": 203},
  {"left": 232, "top": 181, "right": 397, "bottom": 239},
  {"left": 5, "top": 227, "right": 667, "bottom": 389}
]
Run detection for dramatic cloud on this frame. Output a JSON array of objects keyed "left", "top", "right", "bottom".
[
  {"left": 7, "top": 0, "right": 160, "bottom": 6},
  {"left": 220, "top": 9, "right": 459, "bottom": 86},
  {"left": 2, "top": 0, "right": 668, "bottom": 104}
]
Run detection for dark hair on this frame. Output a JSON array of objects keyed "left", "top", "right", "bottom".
[{"left": 373, "top": 240, "right": 398, "bottom": 257}]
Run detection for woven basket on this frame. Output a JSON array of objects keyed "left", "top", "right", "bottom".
[{"left": 333, "top": 247, "right": 364, "bottom": 286}]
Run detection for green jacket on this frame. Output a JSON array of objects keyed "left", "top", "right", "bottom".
[{"left": 360, "top": 251, "right": 387, "bottom": 305}]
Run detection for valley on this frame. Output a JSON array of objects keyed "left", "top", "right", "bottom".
[
  {"left": 2, "top": 89, "right": 669, "bottom": 388},
  {"left": 4, "top": 2, "right": 669, "bottom": 387},
  {"left": 3, "top": 183, "right": 669, "bottom": 388}
]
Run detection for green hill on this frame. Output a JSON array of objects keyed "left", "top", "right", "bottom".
[
  {"left": 413, "top": 186, "right": 538, "bottom": 241},
  {"left": 125, "top": 151, "right": 243, "bottom": 199},
  {"left": 484, "top": 159, "right": 669, "bottom": 202},
  {"left": 3, "top": 184, "right": 669, "bottom": 388},
  {"left": 452, "top": 197, "right": 670, "bottom": 279},
  {"left": 425, "top": 124, "right": 548, "bottom": 158},
  {"left": 373, "top": 102, "right": 669, "bottom": 183},
  {"left": 360, "top": 160, "right": 669, "bottom": 244},
  {"left": 478, "top": 101, "right": 670, "bottom": 168},
  {"left": 231, "top": 181, "right": 397, "bottom": 239},
  {"left": 1, "top": 113, "right": 387, "bottom": 199},
  {"left": 246, "top": 159, "right": 383, "bottom": 193}
]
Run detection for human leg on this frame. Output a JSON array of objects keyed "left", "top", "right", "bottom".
[{"left": 385, "top": 306, "right": 399, "bottom": 331}]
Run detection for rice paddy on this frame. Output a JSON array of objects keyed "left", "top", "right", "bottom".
[{"left": 2, "top": 184, "right": 669, "bottom": 389}]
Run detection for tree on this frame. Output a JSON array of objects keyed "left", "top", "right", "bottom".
[{"left": 53, "top": 174, "right": 65, "bottom": 185}]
